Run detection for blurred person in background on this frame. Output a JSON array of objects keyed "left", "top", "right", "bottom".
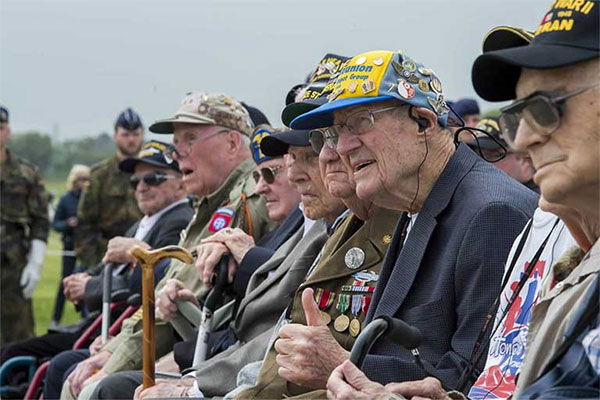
[{"left": 50, "top": 164, "right": 91, "bottom": 328}]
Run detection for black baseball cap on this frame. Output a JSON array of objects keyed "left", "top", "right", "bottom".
[
  {"left": 260, "top": 129, "right": 311, "bottom": 157},
  {"left": 472, "top": 1, "right": 599, "bottom": 101},
  {"left": 119, "top": 140, "right": 180, "bottom": 173},
  {"left": 281, "top": 53, "right": 349, "bottom": 127},
  {"left": 115, "top": 108, "right": 143, "bottom": 130}
]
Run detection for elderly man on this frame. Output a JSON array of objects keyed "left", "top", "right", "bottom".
[
  {"left": 466, "top": 115, "right": 539, "bottom": 193},
  {"left": 327, "top": 5, "right": 599, "bottom": 398},
  {"left": 90, "top": 126, "right": 323, "bottom": 400},
  {"left": 62, "top": 93, "right": 275, "bottom": 399},
  {"left": 289, "top": 49, "right": 538, "bottom": 392},
  {"left": 76, "top": 108, "right": 145, "bottom": 269},
  {"left": 471, "top": 2, "right": 600, "bottom": 397},
  {"left": 231, "top": 83, "right": 402, "bottom": 399},
  {"left": 25, "top": 140, "right": 193, "bottom": 399}
]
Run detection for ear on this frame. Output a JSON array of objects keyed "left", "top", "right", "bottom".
[
  {"left": 225, "top": 130, "right": 242, "bottom": 153},
  {"left": 411, "top": 107, "right": 437, "bottom": 136}
]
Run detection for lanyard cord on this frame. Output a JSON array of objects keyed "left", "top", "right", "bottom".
[{"left": 456, "top": 218, "right": 560, "bottom": 392}]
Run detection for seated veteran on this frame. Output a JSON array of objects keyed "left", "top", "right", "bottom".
[
  {"left": 231, "top": 105, "right": 402, "bottom": 398},
  {"left": 288, "top": 49, "right": 538, "bottom": 392},
  {"left": 92, "top": 127, "right": 345, "bottom": 400},
  {"left": 60, "top": 92, "right": 276, "bottom": 400},
  {"left": 37, "top": 140, "right": 193, "bottom": 399}
]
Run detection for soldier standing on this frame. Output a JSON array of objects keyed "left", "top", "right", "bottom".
[
  {"left": 75, "top": 108, "right": 144, "bottom": 269},
  {"left": 0, "top": 106, "right": 49, "bottom": 346}
]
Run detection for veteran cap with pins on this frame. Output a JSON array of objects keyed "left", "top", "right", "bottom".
[
  {"left": 281, "top": 53, "right": 350, "bottom": 127},
  {"left": 472, "top": 1, "right": 599, "bottom": 102},
  {"left": 119, "top": 140, "right": 180, "bottom": 173},
  {"left": 150, "top": 92, "right": 254, "bottom": 136},
  {"left": 250, "top": 125, "right": 275, "bottom": 164},
  {"left": 290, "top": 50, "right": 452, "bottom": 130},
  {"left": 260, "top": 128, "right": 311, "bottom": 157}
]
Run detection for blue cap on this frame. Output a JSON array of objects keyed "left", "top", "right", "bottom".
[
  {"left": 115, "top": 108, "right": 143, "bottom": 130},
  {"left": 452, "top": 98, "right": 480, "bottom": 117},
  {"left": 250, "top": 126, "right": 275, "bottom": 164},
  {"left": 290, "top": 50, "right": 451, "bottom": 130}
]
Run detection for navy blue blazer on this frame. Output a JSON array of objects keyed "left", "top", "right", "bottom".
[{"left": 363, "top": 144, "right": 538, "bottom": 390}]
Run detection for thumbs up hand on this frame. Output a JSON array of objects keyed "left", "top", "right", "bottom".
[{"left": 274, "top": 288, "right": 350, "bottom": 389}]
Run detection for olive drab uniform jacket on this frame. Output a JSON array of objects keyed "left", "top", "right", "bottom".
[
  {"left": 75, "top": 155, "right": 143, "bottom": 269},
  {"left": 101, "top": 158, "right": 277, "bottom": 373},
  {"left": 236, "top": 207, "right": 401, "bottom": 399},
  {"left": 0, "top": 150, "right": 49, "bottom": 345}
]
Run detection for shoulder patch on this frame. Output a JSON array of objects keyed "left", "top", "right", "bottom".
[{"left": 208, "top": 207, "right": 235, "bottom": 232}]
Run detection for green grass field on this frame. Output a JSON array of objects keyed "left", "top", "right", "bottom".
[{"left": 32, "top": 179, "right": 80, "bottom": 335}]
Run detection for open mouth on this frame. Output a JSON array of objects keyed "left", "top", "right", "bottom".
[{"left": 354, "top": 160, "right": 375, "bottom": 173}]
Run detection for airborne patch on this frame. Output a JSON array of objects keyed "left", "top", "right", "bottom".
[{"left": 208, "top": 207, "right": 235, "bottom": 232}]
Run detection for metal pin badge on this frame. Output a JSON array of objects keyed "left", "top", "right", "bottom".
[
  {"left": 373, "top": 57, "right": 384, "bottom": 66},
  {"left": 345, "top": 247, "right": 365, "bottom": 269},
  {"left": 355, "top": 56, "right": 367, "bottom": 65}
]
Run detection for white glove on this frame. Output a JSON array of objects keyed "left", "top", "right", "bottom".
[{"left": 20, "top": 239, "right": 47, "bottom": 299}]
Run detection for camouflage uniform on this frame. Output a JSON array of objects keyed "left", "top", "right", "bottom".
[
  {"left": 0, "top": 150, "right": 49, "bottom": 345},
  {"left": 235, "top": 207, "right": 401, "bottom": 399},
  {"left": 75, "top": 155, "right": 143, "bottom": 269}
]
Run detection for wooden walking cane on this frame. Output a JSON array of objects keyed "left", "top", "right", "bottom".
[{"left": 130, "top": 245, "right": 193, "bottom": 390}]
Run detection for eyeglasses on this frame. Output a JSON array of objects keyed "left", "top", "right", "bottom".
[
  {"left": 252, "top": 164, "right": 286, "bottom": 184},
  {"left": 499, "top": 83, "right": 599, "bottom": 149},
  {"left": 167, "top": 129, "right": 229, "bottom": 160},
  {"left": 129, "top": 171, "right": 177, "bottom": 190},
  {"left": 308, "top": 129, "right": 326, "bottom": 154},
  {"left": 321, "top": 105, "right": 406, "bottom": 149}
]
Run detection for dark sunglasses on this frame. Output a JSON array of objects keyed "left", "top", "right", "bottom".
[
  {"left": 129, "top": 171, "right": 177, "bottom": 189},
  {"left": 252, "top": 164, "right": 286, "bottom": 184},
  {"left": 499, "top": 83, "right": 599, "bottom": 149}
]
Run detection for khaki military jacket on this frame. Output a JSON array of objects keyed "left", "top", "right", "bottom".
[
  {"left": 75, "top": 154, "right": 143, "bottom": 269},
  {"left": 236, "top": 207, "right": 401, "bottom": 399},
  {"left": 103, "top": 158, "right": 276, "bottom": 373},
  {"left": 1, "top": 150, "right": 49, "bottom": 266}
]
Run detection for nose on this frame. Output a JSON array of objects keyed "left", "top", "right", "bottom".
[
  {"left": 336, "top": 130, "right": 361, "bottom": 157},
  {"left": 513, "top": 118, "right": 547, "bottom": 152},
  {"left": 255, "top": 175, "right": 270, "bottom": 195},
  {"left": 321, "top": 142, "right": 339, "bottom": 160}
]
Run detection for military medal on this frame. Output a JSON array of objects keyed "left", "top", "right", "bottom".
[
  {"left": 362, "top": 295, "right": 372, "bottom": 315},
  {"left": 429, "top": 75, "right": 443, "bottom": 94},
  {"left": 362, "top": 79, "right": 375, "bottom": 94},
  {"left": 418, "top": 67, "right": 433, "bottom": 76},
  {"left": 344, "top": 247, "right": 365, "bottom": 269},
  {"left": 391, "top": 60, "right": 403, "bottom": 75},
  {"left": 314, "top": 288, "right": 335, "bottom": 325},
  {"left": 427, "top": 94, "right": 450, "bottom": 116},
  {"left": 334, "top": 294, "right": 350, "bottom": 332},
  {"left": 418, "top": 79, "right": 429, "bottom": 92},
  {"left": 352, "top": 270, "right": 379, "bottom": 283},
  {"left": 382, "top": 234, "right": 392, "bottom": 244},
  {"left": 349, "top": 294, "right": 363, "bottom": 337},
  {"left": 397, "top": 79, "right": 415, "bottom": 99},
  {"left": 402, "top": 59, "right": 417, "bottom": 72}
]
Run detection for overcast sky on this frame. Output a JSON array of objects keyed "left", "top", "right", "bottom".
[{"left": 1, "top": 0, "right": 550, "bottom": 141}]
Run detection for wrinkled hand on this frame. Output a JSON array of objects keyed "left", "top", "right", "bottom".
[
  {"left": 102, "top": 237, "right": 150, "bottom": 265},
  {"left": 89, "top": 334, "right": 113, "bottom": 356},
  {"left": 63, "top": 273, "right": 91, "bottom": 302},
  {"left": 275, "top": 288, "right": 349, "bottom": 389},
  {"left": 133, "top": 377, "right": 194, "bottom": 400},
  {"left": 66, "top": 350, "right": 111, "bottom": 396},
  {"left": 201, "top": 227, "right": 255, "bottom": 264},
  {"left": 156, "top": 279, "right": 199, "bottom": 321},
  {"left": 327, "top": 360, "right": 392, "bottom": 400},
  {"left": 386, "top": 377, "right": 451, "bottom": 400},
  {"left": 195, "top": 241, "right": 235, "bottom": 288},
  {"left": 80, "top": 368, "right": 108, "bottom": 393}
]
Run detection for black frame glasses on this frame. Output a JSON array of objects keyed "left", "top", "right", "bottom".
[
  {"left": 499, "top": 83, "right": 599, "bottom": 149},
  {"left": 129, "top": 171, "right": 177, "bottom": 190},
  {"left": 252, "top": 164, "right": 286, "bottom": 184}
]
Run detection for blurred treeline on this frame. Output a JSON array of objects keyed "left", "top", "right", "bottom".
[{"left": 7, "top": 131, "right": 115, "bottom": 180}]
